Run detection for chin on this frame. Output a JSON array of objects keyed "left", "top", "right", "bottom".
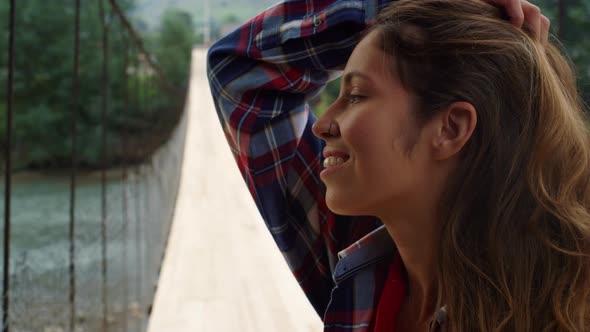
[{"left": 325, "top": 193, "right": 366, "bottom": 216}]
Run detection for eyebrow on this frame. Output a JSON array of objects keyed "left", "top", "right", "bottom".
[{"left": 342, "top": 71, "right": 373, "bottom": 86}]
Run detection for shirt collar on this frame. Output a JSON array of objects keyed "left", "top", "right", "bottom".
[
  {"left": 334, "top": 225, "right": 448, "bottom": 329},
  {"left": 333, "top": 225, "right": 396, "bottom": 282}
]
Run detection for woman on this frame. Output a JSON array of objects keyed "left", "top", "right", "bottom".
[{"left": 207, "top": 0, "right": 590, "bottom": 330}]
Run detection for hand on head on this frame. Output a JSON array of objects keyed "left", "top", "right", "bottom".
[{"left": 483, "top": 0, "right": 551, "bottom": 45}]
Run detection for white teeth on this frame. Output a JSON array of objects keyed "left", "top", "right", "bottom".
[{"left": 323, "top": 156, "right": 347, "bottom": 168}]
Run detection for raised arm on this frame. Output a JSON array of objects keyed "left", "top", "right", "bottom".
[
  {"left": 207, "top": 0, "right": 388, "bottom": 316},
  {"left": 206, "top": 0, "right": 548, "bottom": 319}
]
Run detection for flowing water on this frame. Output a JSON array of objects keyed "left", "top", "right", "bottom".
[{"left": 0, "top": 169, "right": 159, "bottom": 332}]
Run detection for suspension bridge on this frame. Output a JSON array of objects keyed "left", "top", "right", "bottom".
[
  {"left": 1, "top": 0, "right": 322, "bottom": 331},
  {"left": 145, "top": 48, "right": 322, "bottom": 332}
]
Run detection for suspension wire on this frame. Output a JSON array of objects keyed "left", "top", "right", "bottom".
[
  {"left": 3, "top": 0, "right": 16, "bottom": 331},
  {"left": 133, "top": 44, "right": 143, "bottom": 332},
  {"left": 107, "top": 0, "right": 180, "bottom": 97},
  {"left": 144, "top": 71, "right": 149, "bottom": 114},
  {"left": 134, "top": 165, "right": 142, "bottom": 332},
  {"left": 0, "top": 1, "right": 180, "bottom": 330},
  {"left": 136, "top": 48, "right": 143, "bottom": 120},
  {"left": 146, "top": 69, "right": 152, "bottom": 115},
  {"left": 120, "top": 26, "right": 130, "bottom": 332},
  {"left": 557, "top": 0, "right": 564, "bottom": 39},
  {"left": 150, "top": 70, "right": 155, "bottom": 115},
  {"left": 139, "top": 59, "right": 144, "bottom": 119},
  {"left": 135, "top": 46, "right": 147, "bottom": 331},
  {"left": 69, "top": 0, "right": 81, "bottom": 330},
  {"left": 98, "top": 0, "right": 112, "bottom": 329}
]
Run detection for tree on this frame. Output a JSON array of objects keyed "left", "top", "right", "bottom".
[
  {"left": 0, "top": 0, "right": 188, "bottom": 170},
  {"left": 537, "top": 0, "right": 590, "bottom": 104},
  {"left": 154, "top": 9, "right": 195, "bottom": 90}
]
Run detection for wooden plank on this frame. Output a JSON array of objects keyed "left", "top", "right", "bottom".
[{"left": 147, "top": 48, "right": 323, "bottom": 332}]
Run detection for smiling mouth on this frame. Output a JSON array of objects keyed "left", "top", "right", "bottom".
[{"left": 323, "top": 156, "right": 349, "bottom": 168}]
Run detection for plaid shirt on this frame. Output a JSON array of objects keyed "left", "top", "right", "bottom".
[{"left": 207, "top": 0, "right": 445, "bottom": 330}]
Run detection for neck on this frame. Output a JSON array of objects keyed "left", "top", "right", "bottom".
[
  {"left": 376, "top": 164, "right": 452, "bottom": 323},
  {"left": 401, "top": 238, "right": 437, "bottom": 321},
  {"left": 379, "top": 200, "right": 441, "bottom": 322}
]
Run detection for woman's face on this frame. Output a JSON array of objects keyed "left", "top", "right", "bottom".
[{"left": 312, "top": 30, "right": 437, "bottom": 218}]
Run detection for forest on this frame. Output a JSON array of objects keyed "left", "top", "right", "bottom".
[{"left": 0, "top": 0, "right": 195, "bottom": 170}]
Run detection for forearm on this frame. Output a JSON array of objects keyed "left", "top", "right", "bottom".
[{"left": 207, "top": 0, "right": 389, "bottom": 127}]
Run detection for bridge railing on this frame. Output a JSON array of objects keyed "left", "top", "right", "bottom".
[{"left": 2, "top": 0, "right": 188, "bottom": 331}]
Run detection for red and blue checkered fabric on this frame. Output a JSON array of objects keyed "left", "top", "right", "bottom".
[{"left": 204, "top": 1, "right": 437, "bottom": 330}]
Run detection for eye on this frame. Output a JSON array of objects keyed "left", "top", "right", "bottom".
[{"left": 346, "top": 94, "right": 365, "bottom": 105}]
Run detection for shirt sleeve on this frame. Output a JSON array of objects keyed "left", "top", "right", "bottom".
[{"left": 207, "top": 0, "right": 388, "bottom": 317}]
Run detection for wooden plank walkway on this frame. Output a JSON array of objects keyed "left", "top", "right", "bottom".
[{"left": 146, "top": 48, "right": 323, "bottom": 332}]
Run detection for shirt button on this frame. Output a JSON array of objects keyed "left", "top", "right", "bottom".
[{"left": 313, "top": 16, "right": 323, "bottom": 27}]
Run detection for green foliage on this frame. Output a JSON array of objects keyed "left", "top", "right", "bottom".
[
  {"left": 537, "top": 0, "right": 590, "bottom": 104},
  {"left": 154, "top": 9, "right": 195, "bottom": 90},
  {"left": 312, "top": 78, "right": 340, "bottom": 118},
  {"left": 0, "top": 0, "right": 191, "bottom": 170}
]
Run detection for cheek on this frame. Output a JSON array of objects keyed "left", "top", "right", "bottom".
[
  {"left": 347, "top": 111, "right": 417, "bottom": 189},
  {"left": 344, "top": 111, "right": 389, "bottom": 151},
  {"left": 345, "top": 113, "right": 401, "bottom": 187},
  {"left": 344, "top": 110, "right": 404, "bottom": 164},
  {"left": 325, "top": 116, "right": 393, "bottom": 215}
]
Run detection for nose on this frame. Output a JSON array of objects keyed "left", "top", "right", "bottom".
[{"left": 312, "top": 109, "right": 340, "bottom": 140}]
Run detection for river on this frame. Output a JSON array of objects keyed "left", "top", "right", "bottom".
[{"left": 1, "top": 169, "right": 156, "bottom": 332}]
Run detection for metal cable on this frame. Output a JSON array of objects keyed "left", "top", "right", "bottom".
[
  {"left": 120, "top": 27, "right": 130, "bottom": 332},
  {"left": 557, "top": 0, "right": 565, "bottom": 39},
  {"left": 98, "top": 0, "right": 112, "bottom": 329},
  {"left": 3, "top": 1, "right": 16, "bottom": 331},
  {"left": 69, "top": 0, "right": 81, "bottom": 331},
  {"left": 134, "top": 166, "right": 142, "bottom": 332},
  {"left": 138, "top": 47, "right": 148, "bottom": 327},
  {"left": 0, "top": 1, "right": 181, "bottom": 329},
  {"left": 107, "top": 0, "right": 180, "bottom": 97},
  {"left": 133, "top": 44, "right": 143, "bottom": 332}
]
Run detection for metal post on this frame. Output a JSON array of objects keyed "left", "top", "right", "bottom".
[
  {"left": 69, "top": 0, "right": 81, "bottom": 330},
  {"left": 3, "top": 1, "right": 16, "bottom": 330},
  {"left": 557, "top": 0, "right": 565, "bottom": 39},
  {"left": 134, "top": 167, "right": 142, "bottom": 332},
  {"left": 98, "top": 0, "right": 112, "bottom": 329},
  {"left": 121, "top": 29, "right": 130, "bottom": 332}
]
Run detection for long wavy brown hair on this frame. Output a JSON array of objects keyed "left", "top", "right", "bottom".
[{"left": 369, "top": 0, "right": 590, "bottom": 330}]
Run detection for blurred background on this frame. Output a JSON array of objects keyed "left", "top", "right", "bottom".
[
  {"left": 0, "top": 0, "right": 588, "bottom": 331},
  {"left": 312, "top": 0, "right": 590, "bottom": 117},
  {"left": 0, "top": 0, "right": 275, "bottom": 331}
]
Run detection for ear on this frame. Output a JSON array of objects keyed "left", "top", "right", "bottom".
[{"left": 431, "top": 101, "right": 477, "bottom": 160}]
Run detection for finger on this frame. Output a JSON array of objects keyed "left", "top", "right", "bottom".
[
  {"left": 486, "top": 0, "right": 525, "bottom": 27},
  {"left": 540, "top": 15, "right": 550, "bottom": 46},
  {"left": 522, "top": 1, "right": 542, "bottom": 39}
]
